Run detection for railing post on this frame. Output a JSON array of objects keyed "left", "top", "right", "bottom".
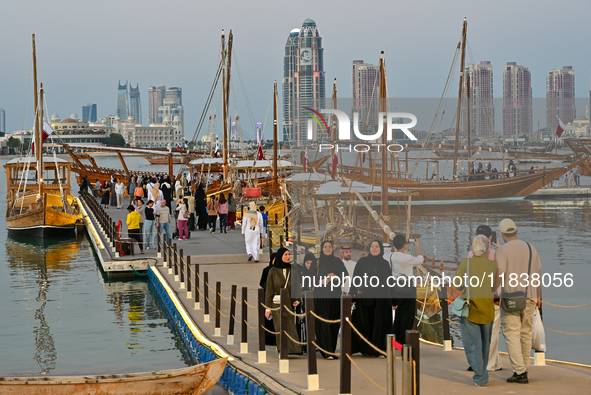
[
  {"left": 402, "top": 345, "right": 412, "bottom": 395},
  {"left": 162, "top": 236, "right": 168, "bottom": 268},
  {"left": 157, "top": 228, "right": 162, "bottom": 257},
  {"left": 340, "top": 295, "right": 352, "bottom": 395},
  {"left": 279, "top": 235, "right": 284, "bottom": 247},
  {"left": 173, "top": 243, "right": 178, "bottom": 279},
  {"left": 406, "top": 330, "right": 420, "bottom": 395},
  {"left": 214, "top": 281, "right": 222, "bottom": 337},
  {"left": 305, "top": 291, "right": 319, "bottom": 391},
  {"left": 240, "top": 286, "right": 248, "bottom": 354},
  {"left": 440, "top": 287, "right": 451, "bottom": 351},
  {"left": 186, "top": 256, "right": 192, "bottom": 299},
  {"left": 179, "top": 249, "right": 185, "bottom": 289},
  {"left": 387, "top": 334, "right": 396, "bottom": 395},
  {"left": 279, "top": 287, "right": 289, "bottom": 373},
  {"left": 257, "top": 288, "right": 266, "bottom": 364},
  {"left": 194, "top": 263, "right": 201, "bottom": 310},
  {"left": 274, "top": 213, "right": 278, "bottom": 225},
  {"left": 203, "top": 272, "right": 210, "bottom": 322},
  {"left": 228, "top": 285, "right": 237, "bottom": 345},
  {"left": 268, "top": 230, "right": 273, "bottom": 260}
]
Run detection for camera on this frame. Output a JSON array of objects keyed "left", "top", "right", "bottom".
[
  {"left": 491, "top": 232, "right": 497, "bottom": 244},
  {"left": 408, "top": 239, "right": 415, "bottom": 243}
]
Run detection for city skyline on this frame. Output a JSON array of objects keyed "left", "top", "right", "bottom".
[{"left": 2, "top": 0, "right": 591, "bottom": 139}]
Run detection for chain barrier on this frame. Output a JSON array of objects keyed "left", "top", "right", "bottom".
[
  {"left": 311, "top": 340, "right": 339, "bottom": 357},
  {"left": 346, "top": 354, "right": 387, "bottom": 393},
  {"left": 541, "top": 301, "right": 591, "bottom": 309},
  {"left": 543, "top": 326, "right": 591, "bottom": 335},
  {"left": 284, "top": 331, "right": 307, "bottom": 346},
  {"left": 310, "top": 310, "right": 340, "bottom": 324},
  {"left": 346, "top": 318, "right": 387, "bottom": 357}
]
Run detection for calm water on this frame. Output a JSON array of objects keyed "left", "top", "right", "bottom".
[{"left": 0, "top": 158, "right": 193, "bottom": 376}]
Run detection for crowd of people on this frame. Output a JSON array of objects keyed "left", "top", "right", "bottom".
[{"left": 258, "top": 218, "right": 541, "bottom": 388}]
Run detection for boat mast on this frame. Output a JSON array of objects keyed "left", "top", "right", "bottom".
[
  {"left": 39, "top": 83, "right": 45, "bottom": 212},
  {"left": 379, "top": 51, "right": 388, "bottom": 243},
  {"left": 452, "top": 18, "right": 467, "bottom": 177},
  {"left": 222, "top": 30, "right": 233, "bottom": 180},
  {"left": 466, "top": 74, "right": 471, "bottom": 159},
  {"left": 331, "top": 79, "right": 337, "bottom": 179},
  {"left": 32, "top": 35, "right": 40, "bottom": 187},
  {"left": 273, "top": 80, "right": 278, "bottom": 196}
]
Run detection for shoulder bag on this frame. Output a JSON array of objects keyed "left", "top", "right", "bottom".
[
  {"left": 272, "top": 270, "right": 290, "bottom": 305},
  {"left": 501, "top": 243, "right": 532, "bottom": 312},
  {"left": 451, "top": 258, "right": 470, "bottom": 318}
]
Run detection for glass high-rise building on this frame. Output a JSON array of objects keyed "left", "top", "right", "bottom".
[
  {"left": 503, "top": 62, "right": 532, "bottom": 136},
  {"left": 116, "top": 81, "right": 128, "bottom": 119},
  {"left": 82, "top": 104, "right": 97, "bottom": 123},
  {"left": 129, "top": 84, "right": 142, "bottom": 125},
  {"left": 148, "top": 85, "right": 166, "bottom": 124},
  {"left": 546, "top": 66, "right": 576, "bottom": 130},
  {"left": 352, "top": 60, "right": 380, "bottom": 140},
  {"left": 0, "top": 108, "right": 5, "bottom": 135},
  {"left": 463, "top": 61, "right": 495, "bottom": 137},
  {"left": 282, "top": 18, "right": 325, "bottom": 146}
]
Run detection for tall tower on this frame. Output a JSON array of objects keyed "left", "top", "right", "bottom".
[
  {"left": 503, "top": 62, "right": 532, "bottom": 136},
  {"left": 148, "top": 85, "right": 166, "bottom": 124},
  {"left": 282, "top": 28, "right": 299, "bottom": 142},
  {"left": 158, "top": 87, "right": 184, "bottom": 133},
  {"left": 116, "top": 81, "right": 128, "bottom": 119},
  {"left": 129, "top": 84, "right": 142, "bottom": 125},
  {"left": 0, "top": 108, "right": 6, "bottom": 135},
  {"left": 463, "top": 61, "right": 495, "bottom": 136},
  {"left": 291, "top": 18, "right": 325, "bottom": 146},
  {"left": 352, "top": 60, "right": 380, "bottom": 139},
  {"left": 546, "top": 66, "right": 576, "bottom": 130}
]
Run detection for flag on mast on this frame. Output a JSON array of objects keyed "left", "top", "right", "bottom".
[
  {"left": 556, "top": 116, "right": 566, "bottom": 137},
  {"left": 32, "top": 121, "right": 54, "bottom": 153},
  {"left": 256, "top": 125, "right": 265, "bottom": 160}
]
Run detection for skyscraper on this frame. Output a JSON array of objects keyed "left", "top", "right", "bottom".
[
  {"left": 282, "top": 18, "right": 325, "bottom": 146},
  {"left": 148, "top": 85, "right": 166, "bottom": 124},
  {"left": 129, "top": 84, "right": 142, "bottom": 125},
  {"left": 0, "top": 108, "right": 5, "bottom": 136},
  {"left": 546, "top": 66, "right": 576, "bottom": 130},
  {"left": 82, "top": 104, "right": 97, "bottom": 123},
  {"left": 282, "top": 28, "right": 299, "bottom": 142},
  {"left": 502, "top": 62, "right": 532, "bottom": 136},
  {"left": 116, "top": 81, "right": 128, "bottom": 119},
  {"left": 352, "top": 60, "right": 380, "bottom": 139},
  {"left": 158, "top": 87, "right": 184, "bottom": 134},
  {"left": 463, "top": 61, "right": 495, "bottom": 136}
]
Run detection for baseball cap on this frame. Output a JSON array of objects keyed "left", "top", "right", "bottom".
[{"left": 499, "top": 218, "right": 517, "bottom": 234}]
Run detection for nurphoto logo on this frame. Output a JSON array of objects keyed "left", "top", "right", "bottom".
[{"left": 305, "top": 108, "right": 418, "bottom": 153}]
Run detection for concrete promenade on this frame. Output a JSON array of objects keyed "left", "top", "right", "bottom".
[{"left": 99, "top": 199, "right": 591, "bottom": 394}]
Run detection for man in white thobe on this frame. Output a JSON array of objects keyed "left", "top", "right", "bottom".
[{"left": 242, "top": 202, "right": 263, "bottom": 262}]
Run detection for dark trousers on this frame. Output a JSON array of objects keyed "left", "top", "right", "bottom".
[
  {"left": 208, "top": 215, "right": 217, "bottom": 231},
  {"left": 228, "top": 211, "right": 236, "bottom": 229},
  {"left": 128, "top": 228, "right": 143, "bottom": 251},
  {"left": 392, "top": 297, "right": 416, "bottom": 344}
]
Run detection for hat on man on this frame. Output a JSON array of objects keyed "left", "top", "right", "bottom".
[{"left": 499, "top": 218, "right": 517, "bottom": 234}]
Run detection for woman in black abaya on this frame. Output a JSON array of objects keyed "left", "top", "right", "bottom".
[
  {"left": 194, "top": 184, "right": 208, "bottom": 231},
  {"left": 314, "top": 241, "right": 347, "bottom": 360},
  {"left": 350, "top": 240, "right": 394, "bottom": 357},
  {"left": 259, "top": 253, "right": 277, "bottom": 346}
]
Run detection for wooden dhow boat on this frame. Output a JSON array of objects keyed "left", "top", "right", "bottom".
[
  {"left": 0, "top": 357, "right": 227, "bottom": 395},
  {"left": 4, "top": 35, "right": 81, "bottom": 237}
]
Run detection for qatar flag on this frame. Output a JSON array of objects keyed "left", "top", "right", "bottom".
[
  {"left": 555, "top": 117, "right": 566, "bottom": 137},
  {"left": 331, "top": 153, "right": 338, "bottom": 180},
  {"left": 32, "top": 121, "right": 54, "bottom": 153},
  {"left": 257, "top": 144, "right": 265, "bottom": 160},
  {"left": 176, "top": 143, "right": 181, "bottom": 150}
]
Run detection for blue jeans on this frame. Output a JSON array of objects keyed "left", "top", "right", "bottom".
[
  {"left": 218, "top": 213, "right": 227, "bottom": 231},
  {"left": 159, "top": 222, "right": 171, "bottom": 245},
  {"left": 144, "top": 219, "right": 156, "bottom": 249},
  {"left": 460, "top": 317, "right": 493, "bottom": 386}
]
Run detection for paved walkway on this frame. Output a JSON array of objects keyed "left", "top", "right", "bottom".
[{"left": 99, "top": 197, "right": 591, "bottom": 394}]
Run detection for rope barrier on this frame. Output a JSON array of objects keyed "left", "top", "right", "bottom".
[
  {"left": 217, "top": 292, "right": 231, "bottom": 301},
  {"left": 310, "top": 310, "right": 340, "bottom": 324},
  {"left": 283, "top": 307, "right": 306, "bottom": 317},
  {"left": 244, "top": 300, "right": 258, "bottom": 309},
  {"left": 262, "top": 326, "right": 280, "bottom": 335},
  {"left": 541, "top": 300, "right": 591, "bottom": 309},
  {"left": 543, "top": 326, "right": 591, "bottom": 335},
  {"left": 346, "top": 354, "right": 386, "bottom": 393},
  {"left": 415, "top": 316, "right": 443, "bottom": 325},
  {"left": 261, "top": 303, "right": 280, "bottom": 312},
  {"left": 346, "top": 318, "right": 387, "bottom": 357},
  {"left": 311, "top": 341, "right": 340, "bottom": 357},
  {"left": 446, "top": 318, "right": 459, "bottom": 325},
  {"left": 218, "top": 309, "right": 230, "bottom": 318},
  {"left": 284, "top": 331, "right": 307, "bottom": 346}
]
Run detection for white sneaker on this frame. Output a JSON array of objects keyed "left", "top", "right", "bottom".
[{"left": 146, "top": 247, "right": 150, "bottom": 250}]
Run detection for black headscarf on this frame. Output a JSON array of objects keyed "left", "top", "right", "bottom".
[
  {"left": 260, "top": 252, "right": 277, "bottom": 289},
  {"left": 299, "top": 252, "right": 318, "bottom": 277},
  {"left": 317, "top": 241, "right": 347, "bottom": 297},
  {"left": 350, "top": 240, "right": 392, "bottom": 301},
  {"left": 274, "top": 247, "right": 291, "bottom": 269}
]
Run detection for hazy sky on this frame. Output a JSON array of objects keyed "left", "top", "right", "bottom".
[{"left": 1, "top": 0, "right": 590, "bottom": 139}]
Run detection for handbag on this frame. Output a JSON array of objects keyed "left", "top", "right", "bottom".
[
  {"left": 501, "top": 243, "right": 532, "bottom": 313},
  {"left": 183, "top": 210, "right": 191, "bottom": 219},
  {"left": 451, "top": 258, "right": 470, "bottom": 318},
  {"left": 272, "top": 270, "right": 290, "bottom": 305}
]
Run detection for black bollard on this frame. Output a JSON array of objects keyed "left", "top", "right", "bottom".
[{"left": 340, "top": 295, "right": 352, "bottom": 395}]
